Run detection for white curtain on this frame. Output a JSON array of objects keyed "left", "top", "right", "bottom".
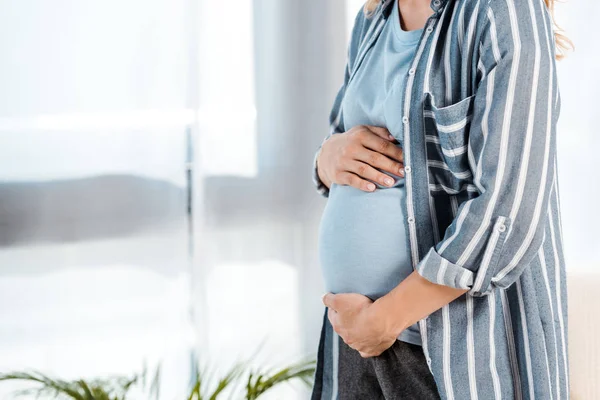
[{"left": 0, "top": 0, "right": 195, "bottom": 398}]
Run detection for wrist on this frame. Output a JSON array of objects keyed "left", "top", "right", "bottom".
[{"left": 371, "top": 294, "right": 408, "bottom": 339}]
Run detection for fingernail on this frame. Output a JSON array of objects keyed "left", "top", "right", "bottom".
[
  {"left": 399, "top": 167, "right": 404, "bottom": 176},
  {"left": 321, "top": 293, "right": 327, "bottom": 302},
  {"left": 388, "top": 134, "right": 394, "bottom": 140},
  {"left": 384, "top": 177, "right": 394, "bottom": 186},
  {"left": 367, "top": 183, "right": 376, "bottom": 191}
]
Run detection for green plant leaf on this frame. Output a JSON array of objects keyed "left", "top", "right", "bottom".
[
  {"left": 0, "top": 366, "right": 160, "bottom": 400},
  {"left": 244, "top": 359, "right": 316, "bottom": 400},
  {"left": 207, "top": 361, "right": 246, "bottom": 400}
]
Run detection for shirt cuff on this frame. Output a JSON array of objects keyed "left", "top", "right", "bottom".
[
  {"left": 415, "top": 246, "right": 475, "bottom": 292},
  {"left": 415, "top": 216, "right": 511, "bottom": 297}
]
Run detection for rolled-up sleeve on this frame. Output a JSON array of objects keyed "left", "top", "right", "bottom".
[{"left": 415, "top": 0, "right": 560, "bottom": 297}]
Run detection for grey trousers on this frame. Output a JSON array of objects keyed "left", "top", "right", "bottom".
[{"left": 310, "top": 307, "right": 441, "bottom": 400}]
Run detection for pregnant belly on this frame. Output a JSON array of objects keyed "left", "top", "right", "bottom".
[{"left": 318, "top": 175, "right": 413, "bottom": 300}]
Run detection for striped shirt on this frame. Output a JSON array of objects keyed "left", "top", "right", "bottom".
[{"left": 311, "top": 0, "right": 569, "bottom": 398}]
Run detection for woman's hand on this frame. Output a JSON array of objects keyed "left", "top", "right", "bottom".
[
  {"left": 316, "top": 126, "right": 405, "bottom": 192},
  {"left": 322, "top": 292, "right": 399, "bottom": 358}
]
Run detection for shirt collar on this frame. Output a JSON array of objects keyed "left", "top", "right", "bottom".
[{"left": 381, "top": 0, "right": 447, "bottom": 19}]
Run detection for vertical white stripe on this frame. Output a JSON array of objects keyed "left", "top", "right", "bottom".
[
  {"left": 548, "top": 204, "right": 569, "bottom": 397},
  {"left": 419, "top": 318, "right": 432, "bottom": 374},
  {"left": 474, "top": 8, "right": 499, "bottom": 189},
  {"left": 331, "top": 331, "right": 339, "bottom": 400},
  {"left": 488, "top": 291, "right": 502, "bottom": 399},
  {"left": 474, "top": 65, "right": 495, "bottom": 191},
  {"left": 464, "top": 2, "right": 480, "bottom": 57},
  {"left": 423, "top": 7, "right": 449, "bottom": 93},
  {"left": 539, "top": 245, "right": 561, "bottom": 400},
  {"left": 553, "top": 157, "right": 565, "bottom": 246},
  {"left": 467, "top": 295, "right": 479, "bottom": 399},
  {"left": 464, "top": 0, "right": 481, "bottom": 94},
  {"left": 443, "top": 304, "right": 455, "bottom": 400},
  {"left": 457, "top": 0, "right": 466, "bottom": 55},
  {"left": 516, "top": 280, "right": 535, "bottom": 399},
  {"left": 488, "top": 9, "right": 502, "bottom": 61},
  {"left": 418, "top": 250, "right": 432, "bottom": 276},
  {"left": 501, "top": 290, "right": 523, "bottom": 400},
  {"left": 477, "top": 57, "right": 487, "bottom": 78},
  {"left": 467, "top": 139, "right": 477, "bottom": 178},
  {"left": 450, "top": 195, "right": 459, "bottom": 217},
  {"left": 438, "top": 259, "right": 449, "bottom": 285},
  {"left": 444, "top": 5, "right": 458, "bottom": 104},
  {"left": 460, "top": 269, "right": 472, "bottom": 288},
  {"left": 539, "top": 325, "right": 555, "bottom": 400}
]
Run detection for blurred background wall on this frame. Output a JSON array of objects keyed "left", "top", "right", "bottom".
[{"left": 0, "top": 0, "right": 596, "bottom": 399}]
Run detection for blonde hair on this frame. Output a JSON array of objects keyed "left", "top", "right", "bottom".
[{"left": 363, "top": 0, "right": 573, "bottom": 59}]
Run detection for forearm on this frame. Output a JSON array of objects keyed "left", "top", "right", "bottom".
[{"left": 372, "top": 270, "right": 467, "bottom": 337}]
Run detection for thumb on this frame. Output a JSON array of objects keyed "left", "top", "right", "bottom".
[{"left": 322, "top": 292, "right": 338, "bottom": 311}]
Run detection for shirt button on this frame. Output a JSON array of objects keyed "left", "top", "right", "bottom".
[
  {"left": 402, "top": 116, "right": 409, "bottom": 124},
  {"left": 433, "top": 0, "right": 441, "bottom": 6},
  {"left": 426, "top": 26, "right": 434, "bottom": 33},
  {"left": 497, "top": 223, "right": 506, "bottom": 232},
  {"left": 407, "top": 216, "right": 415, "bottom": 224},
  {"left": 408, "top": 68, "right": 415, "bottom": 75},
  {"left": 404, "top": 165, "right": 412, "bottom": 173}
]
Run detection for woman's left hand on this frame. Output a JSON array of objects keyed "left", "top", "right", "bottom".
[{"left": 321, "top": 292, "right": 398, "bottom": 358}]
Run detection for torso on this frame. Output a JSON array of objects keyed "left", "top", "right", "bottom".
[{"left": 317, "top": 0, "right": 424, "bottom": 346}]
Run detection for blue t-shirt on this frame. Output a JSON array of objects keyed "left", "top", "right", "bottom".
[{"left": 317, "top": 1, "right": 423, "bottom": 346}]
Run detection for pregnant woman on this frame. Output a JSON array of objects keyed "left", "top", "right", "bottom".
[{"left": 311, "top": 0, "right": 571, "bottom": 399}]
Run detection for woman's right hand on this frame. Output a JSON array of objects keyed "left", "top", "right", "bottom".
[{"left": 316, "top": 125, "right": 405, "bottom": 192}]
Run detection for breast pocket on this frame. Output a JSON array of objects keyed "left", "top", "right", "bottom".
[{"left": 423, "top": 92, "right": 478, "bottom": 196}]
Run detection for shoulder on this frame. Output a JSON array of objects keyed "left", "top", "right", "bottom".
[
  {"left": 478, "top": 0, "right": 546, "bottom": 14},
  {"left": 350, "top": 1, "right": 382, "bottom": 34},
  {"left": 346, "top": 2, "right": 381, "bottom": 67},
  {"left": 477, "top": 0, "right": 552, "bottom": 34},
  {"left": 347, "top": 4, "right": 371, "bottom": 47},
  {"left": 475, "top": 0, "right": 554, "bottom": 56}
]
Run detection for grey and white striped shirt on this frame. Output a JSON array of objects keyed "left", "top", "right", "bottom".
[{"left": 312, "top": 0, "right": 569, "bottom": 398}]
